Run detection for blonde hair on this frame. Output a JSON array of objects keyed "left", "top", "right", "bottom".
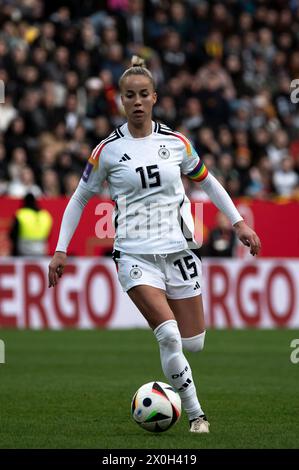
[{"left": 119, "top": 55, "right": 155, "bottom": 90}]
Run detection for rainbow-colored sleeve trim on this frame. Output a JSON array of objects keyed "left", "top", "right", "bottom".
[
  {"left": 82, "top": 140, "right": 108, "bottom": 182},
  {"left": 171, "top": 131, "right": 192, "bottom": 156},
  {"left": 187, "top": 160, "right": 208, "bottom": 182},
  {"left": 88, "top": 140, "right": 107, "bottom": 166}
]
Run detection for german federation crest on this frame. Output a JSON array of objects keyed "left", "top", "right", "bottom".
[
  {"left": 158, "top": 145, "right": 170, "bottom": 159},
  {"left": 130, "top": 265, "right": 142, "bottom": 279}
]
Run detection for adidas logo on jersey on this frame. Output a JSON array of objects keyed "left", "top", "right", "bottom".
[
  {"left": 119, "top": 153, "right": 131, "bottom": 162},
  {"left": 193, "top": 281, "right": 200, "bottom": 291}
]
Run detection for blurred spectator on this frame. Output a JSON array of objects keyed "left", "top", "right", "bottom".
[
  {"left": 196, "top": 59, "right": 235, "bottom": 100},
  {"left": 7, "top": 147, "right": 28, "bottom": 182},
  {"left": 169, "top": 1, "right": 192, "bottom": 43},
  {"left": 0, "top": 94, "right": 17, "bottom": 132},
  {"left": 182, "top": 97, "right": 204, "bottom": 133},
  {"left": 266, "top": 128, "right": 289, "bottom": 170},
  {"left": 256, "top": 155, "right": 273, "bottom": 195},
  {"left": 7, "top": 166, "right": 42, "bottom": 198},
  {"left": 118, "top": 0, "right": 145, "bottom": 45},
  {"left": 100, "top": 43, "right": 126, "bottom": 85},
  {"left": 63, "top": 171, "right": 81, "bottom": 197},
  {"left": 202, "top": 153, "right": 216, "bottom": 172},
  {"left": 196, "top": 127, "right": 221, "bottom": 157},
  {"left": 154, "top": 95, "right": 177, "bottom": 129},
  {"left": 19, "top": 89, "right": 45, "bottom": 137},
  {"left": 88, "top": 116, "right": 113, "bottom": 148},
  {"left": 215, "top": 153, "right": 239, "bottom": 185},
  {"left": 55, "top": 151, "right": 76, "bottom": 187},
  {"left": 41, "top": 169, "right": 61, "bottom": 197},
  {"left": 234, "top": 151, "right": 251, "bottom": 196},
  {"left": 4, "top": 117, "right": 28, "bottom": 157},
  {"left": 274, "top": 75, "right": 297, "bottom": 127},
  {"left": 246, "top": 167, "right": 268, "bottom": 199},
  {"left": 9, "top": 193, "right": 52, "bottom": 256},
  {"left": 273, "top": 156, "right": 299, "bottom": 196},
  {"left": 85, "top": 77, "right": 106, "bottom": 118},
  {"left": 251, "top": 127, "right": 271, "bottom": 163},
  {"left": 161, "top": 30, "right": 186, "bottom": 79},
  {"left": 146, "top": 7, "right": 169, "bottom": 49},
  {"left": 218, "top": 126, "right": 234, "bottom": 154},
  {"left": 205, "top": 212, "right": 237, "bottom": 257}
]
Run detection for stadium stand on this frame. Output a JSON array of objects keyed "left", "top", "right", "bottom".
[{"left": 0, "top": 0, "right": 299, "bottom": 201}]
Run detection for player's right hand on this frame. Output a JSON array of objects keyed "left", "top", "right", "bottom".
[{"left": 48, "top": 251, "right": 67, "bottom": 287}]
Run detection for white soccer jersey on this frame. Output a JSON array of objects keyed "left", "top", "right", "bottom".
[{"left": 79, "top": 121, "right": 209, "bottom": 254}]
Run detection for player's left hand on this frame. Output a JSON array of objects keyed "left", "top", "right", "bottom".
[{"left": 233, "top": 220, "right": 261, "bottom": 256}]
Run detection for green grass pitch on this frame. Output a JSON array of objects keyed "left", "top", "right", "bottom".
[{"left": 0, "top": 328, "right": 298, "bottom": 449}]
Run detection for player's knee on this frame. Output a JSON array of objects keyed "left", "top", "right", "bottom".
[
  {"left": 154, "top": 319, "right": 182, "bottom": 352},
  {"left": 181, "top": 331, "right": 206, "bottom": 352}
]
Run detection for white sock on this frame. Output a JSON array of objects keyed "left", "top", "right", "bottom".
[{"left": 154, "top": 319, "right": 204, "bottom": 420}]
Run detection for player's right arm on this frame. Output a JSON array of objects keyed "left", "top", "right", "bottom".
[
  {"left": 48, "top": 145, "right": 108, "bottom": 287},
  {"left": 48, "top": 184, "right": 94, "bottom": 287}
]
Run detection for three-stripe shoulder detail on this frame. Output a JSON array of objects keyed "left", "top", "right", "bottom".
[
  {"left": 89, "top": 131, "right": 121, "bottom": 163},
  {"left": 115, "top": 126, "right": 125, "bottom": 138},
  {"left": 154, "top": 122, "right": 174, "bottom": 134},
  {"left": 158, "top": 123, "right": 173, "bottom": 132}
]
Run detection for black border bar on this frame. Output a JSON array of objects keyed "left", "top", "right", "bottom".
[{"left": 0, "top": 449, "right": 298, "bottom": 467}]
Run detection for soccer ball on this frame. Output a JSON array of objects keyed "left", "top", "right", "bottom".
[{"left": 131, "top": 381, "right": 181, "bottom": 433}]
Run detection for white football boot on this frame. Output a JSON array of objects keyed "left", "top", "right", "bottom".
[{"left": 189, "top": 415, "right": 210, "bottom": 433}]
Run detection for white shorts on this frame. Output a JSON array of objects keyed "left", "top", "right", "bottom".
[{"left": 112, "top": 249, "right": 202, "bottom": 300}]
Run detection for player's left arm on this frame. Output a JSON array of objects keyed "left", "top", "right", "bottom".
[
  {"left": 200, "top": 172, "right": 261, "bottom": 255},
  {"left": 181, "top": 142, "right": 261, "bottom": 256}
]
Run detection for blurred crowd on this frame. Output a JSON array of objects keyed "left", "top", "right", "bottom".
[{"left": 1, "top": 0, "right": 299, "bottom": 200}]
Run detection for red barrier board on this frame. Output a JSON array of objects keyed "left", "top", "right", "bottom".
[
  {"left": 0, "top": 258, "right": 298, "bottom": 329},
  {"left": 1, "top": 197, "right": 299, "bottom": 257}
]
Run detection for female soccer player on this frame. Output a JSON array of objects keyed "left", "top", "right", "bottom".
[{"left": 48, "top": 56, "right": 261, "bottom": 433}]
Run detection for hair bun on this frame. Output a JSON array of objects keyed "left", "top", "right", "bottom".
[{"left": 131, "top": 55, "right": 145, "bottom": 67}]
